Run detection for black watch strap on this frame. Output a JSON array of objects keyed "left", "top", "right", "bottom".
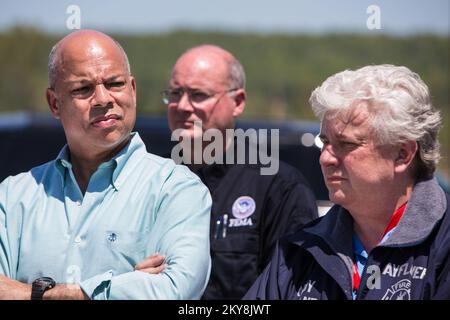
[
  {"left": 31, "top": 277, "right": 56, "bottom": 300},
  {"left": 31, "top": 287, "right": 46, "bottom": 300}
]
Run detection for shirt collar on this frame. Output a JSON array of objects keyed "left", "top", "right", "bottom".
[
  {"left": 196, "top": 135, "right": 250, "bottom": 181},
  {"left": 351, "top": 203, "right": 406, "bottom": 258},
  {"left": 110, "top": 132, "right": 147, "bottom": 190},
  {"left": 54, "top": 132, "right": 147, "bottom": 191},
  {"left": 55, "top": 144, "right": 71, "bottom": 177},
  {"left": 352, "top": 233, "right": 368, "bottom": 261}
]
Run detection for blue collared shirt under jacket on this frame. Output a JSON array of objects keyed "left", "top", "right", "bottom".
[{"left": 0, "top": 133, "right": 212, "bottom": 299}]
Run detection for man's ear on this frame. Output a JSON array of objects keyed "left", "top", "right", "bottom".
[
  {"left": 232, "top": 89, "right": 246, "bottom": 118},
  {"left": 46, "top": 88, "right": 60, "bottom": 119},
  {"left": 394, "top": 140, "right": 418, "bottom": 174},
  {"left": 130, "top": 76, "right": 137, "bottom": 104}
]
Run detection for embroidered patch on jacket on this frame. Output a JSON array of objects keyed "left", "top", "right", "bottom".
[
  {"left": 232, "top": 196, "right": 256, "bottom": 219},
  {"left": 381, "top": 279, "right": 411, "bottom": 300}
]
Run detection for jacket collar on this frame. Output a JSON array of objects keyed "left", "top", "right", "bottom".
[
  {"left": 196, "top": 136, "right": 249, "bottom": 182},
  {"left": 291, "top": 177, "right": 447, "bottom": 250},
  {"left": 288, "top": 206, "right": 355, "bottom": 299},
  {"left": 298, "top": 205, "right": 354, "bottom": 256},
  {"left": 381, "top": 177, "right": 447, "bottom": 246}
]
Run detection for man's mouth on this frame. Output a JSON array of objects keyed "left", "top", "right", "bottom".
[
  {"left": 326, "top": 175, "right": 346, "bottom": 183},
  {"left": 176, "top": 120, "right": 195, "bottom": 128},
  {"left": 92, "top": 114, "right": 121, "bottom": 128}
]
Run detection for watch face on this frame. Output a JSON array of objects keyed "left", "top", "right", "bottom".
[{"left": 34, "top": 277, "right": 56, "bottom": 289}]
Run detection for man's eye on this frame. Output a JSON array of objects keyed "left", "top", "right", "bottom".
[
  {"left": 72, "top": 86, "right": 90, "bottom": 94},
  {"left": 340, "top": 141, "right": 358, "bottom": 148},
  {"left": 190, "top": 91, "right": 209, "bottom": 102},
  {"left": 169, "top": 90, "right": 183, "bottom": 99},
  {"left": 109, "top": 81, "right": 125, "bottom": 88}
]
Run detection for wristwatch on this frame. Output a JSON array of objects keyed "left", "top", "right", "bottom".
[{"left": 31, "top": 277, "right": 56, "bottom": 300}]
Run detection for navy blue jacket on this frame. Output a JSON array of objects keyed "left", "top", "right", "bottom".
[{"left": 244, "top": 178, "right": 450, "bottom": 300}]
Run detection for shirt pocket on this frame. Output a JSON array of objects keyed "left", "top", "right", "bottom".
[
  {"left": 212, "top": 231, "right": 259, "bottom": 254},
  {"left": 210, "top": 231, "right": 260, "bottom": 297},
  {"left": 93, "top": 230, "right": 149, "bottom": 273}
]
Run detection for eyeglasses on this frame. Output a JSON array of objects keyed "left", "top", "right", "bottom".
[{"left": 161, "top": 87, "right": 239, "bottom": 107}]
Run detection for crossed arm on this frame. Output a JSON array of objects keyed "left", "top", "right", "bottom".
[
  {"left": 0, "top": 254, "right": 166, "bottom": 300},
  {"left": 1, "top": 165, "right": 211, "bottom": 300}
]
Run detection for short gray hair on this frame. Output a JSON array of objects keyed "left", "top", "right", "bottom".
[
  {"left": 227, "top": 57, "right": 246, "bottom": 89},
  {"left": 309, "top": 64, "right": 442, "bottom": 179},
  {"left": 48, "top": 39, "right": 131, "bottom": 89},
  {"left": 48, "top": 43, "right": 60, "bottom": 89}
]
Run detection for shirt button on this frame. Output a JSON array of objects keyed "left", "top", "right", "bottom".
[
  {"left": 76, "top": 200, "right": 82, "bottom": 206},
  {"left": 74, "top": 236, "right": 82, "bottom": 243}
]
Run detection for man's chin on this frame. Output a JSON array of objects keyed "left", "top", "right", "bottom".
[
  {"left": 328, "top": 189, "right": 346, "bottom": 206},
  {"left": 176, "top": 128, "right": 203, "bottom": 141},
  {"left": 98, "top": 130, "right": 131, "bottom": 147}
]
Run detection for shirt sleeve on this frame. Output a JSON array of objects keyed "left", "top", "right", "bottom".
[
  {"left": 0, "top": 178, "right": 14, "bottom": 277},
  {"left": 80, "top": 165, "right": 212, "bottom": 300},
  {"left": 0, "top": 179, "right": 9, "bottom": 276}
]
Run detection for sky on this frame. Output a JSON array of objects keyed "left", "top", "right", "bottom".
[{"left": 0, "top": 0, "right": 449, "bottom": 35}]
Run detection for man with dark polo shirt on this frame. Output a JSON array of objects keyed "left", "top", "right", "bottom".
[{"left": 160, "top": 45, "right": 318, "bottom": 299}]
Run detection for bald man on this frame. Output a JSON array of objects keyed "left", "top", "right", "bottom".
[
  {"left": 0, "top": 30, "right": 212, "bottom": 300},
  {"left": 157, "top": 45, "right": 318, "bottom": 299}
]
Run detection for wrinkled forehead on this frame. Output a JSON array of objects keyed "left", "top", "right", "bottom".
[
  {"left": 326, "top": 105, "right": 370, "bottom": 124},
  {"left": 321, "top": 105, "right": 373, "bottom": 138}
]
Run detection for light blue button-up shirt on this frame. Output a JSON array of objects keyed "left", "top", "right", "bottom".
[{"left": 0, "top": 133, "right": 212, "bottom": 299}]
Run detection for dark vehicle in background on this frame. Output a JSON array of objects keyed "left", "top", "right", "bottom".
[{"left": 0, "top": 113, "right": 342, "bottom": 217}]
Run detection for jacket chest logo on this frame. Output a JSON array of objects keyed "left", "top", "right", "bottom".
[
  {"left": 232, "top": 196, "right": 256, "bottom": 219},
  {"left": 296, "top": 280, "right": 318, "bottom": 300},
  {"left": 382, "top": 262, "right": 427, "bottom": 280},
  {"left": 226, "top": 196, "right": 256, "bottom": 228},
  {"left": 381, "top": 279, "right": 411, "bottom": 300}
]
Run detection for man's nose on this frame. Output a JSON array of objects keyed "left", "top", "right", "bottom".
[
  {"left": 320, "top": 144, "right": 339, "bottom": 167},
  {"left": 92, "top": 84, "right": 114, "bottom": 107},
  {"left": 176, "top": 91, "right": 194, "bottom": 112}
]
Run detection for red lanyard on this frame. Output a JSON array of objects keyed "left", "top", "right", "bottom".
[
  {"left": 352, "top": 202, "right": 407, "bottom": 292},
  {"left": 382, "top": 202, "right": 407, "bottom": 237},
  {"left": 353, "top": 263, "right": 361, "bottom": 291}
]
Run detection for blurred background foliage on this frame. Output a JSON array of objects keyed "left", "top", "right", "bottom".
[{"left": 0, "top": 27, "right": 448, "bottom": 177}]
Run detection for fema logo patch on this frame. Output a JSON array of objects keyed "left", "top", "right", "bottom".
[
  {"left": 232, "top": 196, "right": 256, "bottom": 219},
  {"left": 381, "top": 279, "right": 411, "bottom": 300}
]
